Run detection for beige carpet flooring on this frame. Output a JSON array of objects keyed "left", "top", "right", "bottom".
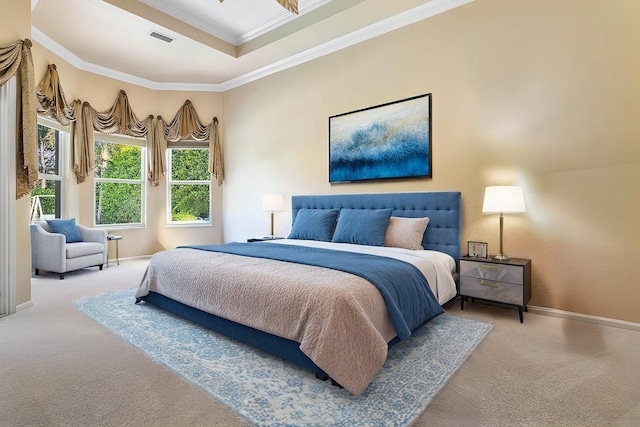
[{"left": 1, "top": 258, "right": 639, "bottom": 427}]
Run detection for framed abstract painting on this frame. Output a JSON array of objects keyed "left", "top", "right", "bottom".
[{"left": 329, "top": 93, "right": 432, "bottom": 183}]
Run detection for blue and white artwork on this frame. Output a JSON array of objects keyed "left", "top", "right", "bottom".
[{"left": 329, "top": 94, "right": 431, "bottom": 183}]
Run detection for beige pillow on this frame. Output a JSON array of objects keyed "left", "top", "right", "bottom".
[{"left": 384, "top": 216, "right": 430, "bottom": 250}]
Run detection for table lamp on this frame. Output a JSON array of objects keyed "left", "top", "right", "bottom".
[
  {"left": 482, "top": 186, "right": 526, "bottom": 261},
  {"left": 262, "top": 194, "right": 283, "bottom": 238}
]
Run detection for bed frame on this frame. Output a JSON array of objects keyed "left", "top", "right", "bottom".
[{"left": 140, "top": 191, "right": 461, "bottom": 379}]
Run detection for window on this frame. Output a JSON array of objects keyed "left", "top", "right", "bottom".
[
  {"left": 167, "top": 147, "right": 211, "bottom": 225},
  {"left": 94, "top": 134, "right": 146, "bottom": 227},
  {"left": 30, "top": 117, "right": 66, "bottom": 222}
]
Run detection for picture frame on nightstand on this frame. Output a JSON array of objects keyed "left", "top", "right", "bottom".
[{"left": 467, "top": 241, "right": 488, "bottom": 259}]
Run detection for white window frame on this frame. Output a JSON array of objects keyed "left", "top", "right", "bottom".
[
  {"left": 33, "top": 116, "right": 68, "bottom": 221},
  {"left": 166, "top": 145, "right": 212, "bottom": 227},
  {"left": 93, "top": 133, "right": 147, "bottom": 228}
]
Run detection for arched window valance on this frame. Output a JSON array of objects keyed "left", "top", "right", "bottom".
[
  {"left": 0, "top": 39, "right": 38, "bottom": 199},
  {"left": 34, "top": 63, "right": 223, "bottom": 187}
]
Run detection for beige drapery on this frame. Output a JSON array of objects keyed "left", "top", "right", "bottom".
[
  {"left": 34, "top": 64, "right": 223, "bottom": 186},
  {"left": 276, "top": 0, "right": 299, "bottom": 14},
  {"left": 36, "top": 64, "right": 76, "bottom": 126},
  {"left": 158, "top": 101, "right": 224, "bottom": 186},
  {"left": 78, "top": 91, "right": 152, "bottom": 184},
  {"left": 0, "top": 39, "right": 38, "bottom": 199},
  {"left": 36, "top": 64, "right": 86, "bottom": 182}
]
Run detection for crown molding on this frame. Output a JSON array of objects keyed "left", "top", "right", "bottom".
[
  {"left": 31, "top": 0, "right": 473, "bottom": 93},
  {"left": 139, "top": 0, "right": 238, "bottom": 45},
  {"left": 238, "top": 0, "right": 331, "bottom": 44},
  {"left": 140, "top": 0, "right": 332, "bottom": 46},
  {"left": 31, "top": 26, "right": 223, "bottom": 92},
  {"left": 222, "top": 0, "right": 474, "bottom": 91}
]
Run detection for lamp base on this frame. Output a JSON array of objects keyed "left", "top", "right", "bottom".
[{"left": 493, "top": 254, "right": 510, "bottom": 261}]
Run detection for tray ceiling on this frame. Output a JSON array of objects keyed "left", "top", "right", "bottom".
[{"left": 30, "top": 0, "right": 472, "bottom": 91}]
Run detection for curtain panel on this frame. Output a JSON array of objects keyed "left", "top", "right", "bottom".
[
  {"left": 34, "top": 63, "right": 224, "bottom": 186},
  {"left": 157, "top": 100, "right": 223, "bottom": 186},
  {"left": 0, "top": 39, "right": 38, "bottom": 199},
  {"left": 35, "top": 64, "right": 86, "bottom": 183}
]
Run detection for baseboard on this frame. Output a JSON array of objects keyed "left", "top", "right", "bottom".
[
  {"left": 19, "top": 256, "right": 151, "bottom": 311},
  {"left": 528, "top": 305, "right": 640, "bottom": 332},
  {"left": 126, "top": 255, "right": 152, "bottom": 260},
  {"left": 107, "top": 255, "right": 152, "bottom": 264},
  {"left": 16, "top": 300, "right": 34, "bottom": 312}
]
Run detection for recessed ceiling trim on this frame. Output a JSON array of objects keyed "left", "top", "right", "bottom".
[
  {"left": 105, "top": 0, "right": 237, "bottom": 57},
  {"left": 31, "top": 0, "right": 473, "bottom": 93},
  {"left": 221, "top": 0, "right": 475, "bottom": 91},
  {"left": 139, "top": 0, "right": 238, "bottom": 45},
  {"left": 238, "top": 0, "right": 331, "bottom": 45},
  {"left": 30, "top": 26, "right": 222, "bottom": 92},
  {"left": 140, "top": 0, "right": 331, "bottom": 46}
]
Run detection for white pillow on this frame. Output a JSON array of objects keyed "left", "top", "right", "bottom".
[{"left": 384, "top": 216, "right": 429, "bottom": 250}]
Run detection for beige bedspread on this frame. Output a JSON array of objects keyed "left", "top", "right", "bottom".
[{"left": 135, "top": 247, "right": 398, "bottom": 395}]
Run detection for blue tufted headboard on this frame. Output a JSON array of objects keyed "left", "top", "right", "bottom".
[{"left": 291, "top": 192, "right": 462, "bottom": 262}]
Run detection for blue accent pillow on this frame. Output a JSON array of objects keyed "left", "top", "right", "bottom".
[
  {"left": 331, "top": 209, "right": 393, "bottom": 246},
  {"left": 288, "top": 209, "right": 339, "bottom": 242},
  {"left": 46, "top": 218, "right": 83, "bottom": 243}
]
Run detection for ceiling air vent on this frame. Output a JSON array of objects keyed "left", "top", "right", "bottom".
[{"left": 148, "top": 31, "right": 174, "bottom": 44}]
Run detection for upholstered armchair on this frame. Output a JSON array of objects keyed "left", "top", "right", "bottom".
[{"left": 30, "top": 219, "right": 108, "bottom": 280}]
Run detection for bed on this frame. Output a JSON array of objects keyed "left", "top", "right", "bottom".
[{"left": 135, "top": 191, "right": 461, "bottom": 395}]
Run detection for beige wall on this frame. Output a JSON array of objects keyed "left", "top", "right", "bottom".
[
  {"left": 35, "top": 43, "right": 225, "bottom": 257},
  {"left": 2, "top": 0, "right": 29, "bottom": 41},
  {"left": 14, "top": 44, "right": 224, "bottom": 301},
  {"left": 222, "top": 0, "right": 640, "bottom": 323},
  {"left": 10, "top": 0, "right": 640, "bottom": 323},
  {"left": 2, "top": 0, "right": 31, "bottom": 306}
]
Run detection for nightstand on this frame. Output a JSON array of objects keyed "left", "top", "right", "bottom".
[
  {"left": 247, "top": 237, "right": 285, "bottom": 242},
  {"left": 459, "top": 256, "right": 531, "bottom": 323}
]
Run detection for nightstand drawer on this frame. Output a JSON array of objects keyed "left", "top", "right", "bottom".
[
  {"left": 459, "top": 260, "right": 524, "bottom": 285},
  {"left": 460, "top": 276, "right": 523, "bottom": 305}
]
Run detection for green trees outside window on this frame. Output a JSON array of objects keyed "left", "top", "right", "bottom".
[
  {"left": 30, "top": 122, "right": 61, "bottom": 222},
  {"left": 94, "top": 140, "right": 144, "bottom": 226},
  {"left": 169, "top": 148, "right": 211, "bottom": 223},
  {"left": 32, "top": 129, "right": 212, "bottom": 227}
]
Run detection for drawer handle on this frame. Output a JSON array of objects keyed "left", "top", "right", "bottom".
[
  {"left": 480, "top": 280, "right": 499, "bottom": 288},
  {"left": 480, "top": 264, "right": 499, "bottom": 269}
]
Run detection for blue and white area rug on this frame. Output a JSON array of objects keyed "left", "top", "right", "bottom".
[{"left": 75, "top": 289, "right": 492, "bottom": 426}]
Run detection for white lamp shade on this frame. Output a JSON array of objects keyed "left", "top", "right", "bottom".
[
  {"left": 482, "top": 186, "right": 526, "bottom": 214},
  {"left": 262, "top": 194, "right": 284, "bottom": 212}
]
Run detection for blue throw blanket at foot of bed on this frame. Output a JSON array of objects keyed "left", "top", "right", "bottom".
[{"left": 180, "top": 242, "right": 445, "bottom": 339}]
